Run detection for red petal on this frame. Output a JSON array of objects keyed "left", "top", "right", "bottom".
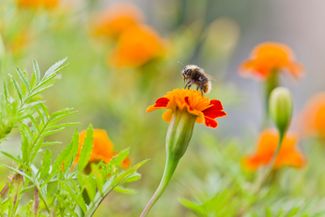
[
  {"left": 154, "top": 97, "right": 169, "bottom": 108},
  {"left": 210, "top": 100, "right": 224, "bottom": 110},
  {"left": 205, "top": 117, "right": 218, "bottom": 128},
  {"left": 184, "top": 96, "right": 193, "bottom": 110},
  {"left": 203, "top": 100, "right": 226, "bottom": 119}
]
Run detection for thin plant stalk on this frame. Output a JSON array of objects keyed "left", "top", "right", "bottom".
[
  {"left": 237, "top": 132, "right": 284, "bottom": 217},
  {"left": 251, "top": 131, "right": 284, "bottom": 193},
  {"left": 140, "top": 155, "right": 179, "bottom": 217}
]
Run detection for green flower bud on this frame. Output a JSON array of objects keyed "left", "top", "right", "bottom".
[
  {"left": 166, "top": 109, "right": 196, "bottom": 160},
  {"left": 269, "top": 87, "right": 293, "bottom": 134}
]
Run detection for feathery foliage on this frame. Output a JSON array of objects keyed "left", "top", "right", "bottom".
[{"left": 0, "top": 60, "right": 144, "bottom": 216}]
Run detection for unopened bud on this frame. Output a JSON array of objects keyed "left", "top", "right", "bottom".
[{"left": 269, "top": 87, "right": 293, "bottom": 134}]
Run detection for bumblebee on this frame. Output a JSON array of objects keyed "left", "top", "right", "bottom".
[{"left": 182, "top": 65, "right": 211, "bottom": 94}]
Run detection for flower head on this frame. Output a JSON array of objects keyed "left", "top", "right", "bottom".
[
  {"left": 74, "top": 129, "right": 130, "bottom": 169},
  {"left": 7, "top": 30, "right": 30, "bottom": 55},
  {"left": 142, "top": 88, "right": 226, "bottom": 216},
  {"left": 92, "top": 3, "right": 142, "bottom": 39},
  {"left": 240, "top": 42, "right": 303, "bottom": 79},
  {"left": 110, "top": 24, "right": 165, "bottom": 68},
  {"left": 301, "top": 93, "right": 325, "bottom": 138},
  {"left": 17, "top": 0, "right": 59, "bottom": 9},
  {"left": 243, "top": 129, "right": 306, "bottom": 171},
  {"left": 146, "top": 89, "right": 226, "bottom": 128}
]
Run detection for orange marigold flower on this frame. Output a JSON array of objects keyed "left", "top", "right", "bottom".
[
  {"left": 17, "top": 0, "right": 59, "bottom": 9},
  {"left": 146, "top": 89, "right": 226, "bottom": 128},
  {"left": 92, "top": 3, "right": 142, "bottom": 38},
  {"left": 74, "top": 129, "right": 130, "bottom": 169},
  {"left": 301, "top": 93, "right": 325, "bottom": 138},
  {"left": 8, "top": 30, "right": 30, "bottom": 55},
  {"left": 243, "top": 129, "right": 306, "bottom": 171},
  {"left": 110, "top": 24, "right": 165, "bottom": 68},
  {"left": 240, "top": 42, "right": 303, "bottom": 79}
]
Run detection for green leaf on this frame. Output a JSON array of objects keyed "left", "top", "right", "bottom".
[
  {"left": 32, "top": 60, "right": 41, "bottom": 82},
  {"left": 63, "top": 183, "right": 87, "bottom": 213},
  {"left": 0, "top": 164, "right": 33, "bottom": 182},
  {"left": 39, "top": 150, "right": 52, "bottom": 179},
  {"left": 113, "top": 186, "right": 137, "bottom": 194},
  {"left": 79, "top": 174, "right": 97, "bottom": 201},
  {"left": 3, "top": 82, "right": 9, "bottom": 101},
  {"left": 0, "top": 150, "right": 20, "bottom": 163},
  {"left": 265, "top": 207, "right": 273, "bottom": 217},
  {"left": 52, "top": 130, "right": 79, "bottom": 175},
  {"left": 44, "top": 58, "right": 67, "bottom": 78},
  {"left": 10, "top": 75, "right": 23, "bottom": 102},
  {"left": 90, "top": 164, "right": 105, "bottom": 192},
  {"left": 179, "top": 198, "right": 205, "bottom": 216},
  {"left": 16, "top": 68, "right": 30, "bottom": 92},
  {"left": 122, "top": 172, "right": 141, "bottom": 183},
  {"left": 77, "top": 126, "right": 93, "bottom": 171},
  {"left": 110, "top": 149, "right": 129, "bottom": 166}
]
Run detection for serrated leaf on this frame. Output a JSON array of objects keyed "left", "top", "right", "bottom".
[
  {"left": 179, "top": 198, "right": 205, "bottom": 216},
  {"left": 3, "top": 82, "right": 9, "bottom": 101},
  {"left": 109, "top": 149, "right": 129, "bottom": 168},
  {"left": 44, "top": 58, "right": 67, "bottom": 78},
  {"left": 32, "top": 60, "right": 41, "bottom": 82},
  {"left": 39, "top": 150, "right": 52, "bottom": 179},
  {"left": 0, "top": 150, "right": 20, "bottom": 163},
  {"left": 16, "top": 68, "right": 30, "bottom": 92},
  {"left": 63, "top": 183, "right": 87, "bottom": 213},
  {"left": 52, "top": 130, "right": 79, "bottom": 175},
  {"left": 122, "top": 172, "right": 141, "bottom": 183},
  {"left": 77, "top": 126, "right": 93, "bottom": 171},
  {"left": 11, "top": 76, "right": 23, "bottom": 102},
  {"left": 113, "top": 186, "right": 136, "bottom": 194},
  {"left": 79, "top": 175, "right": 97, "bottom": 201},
  {"left": 90, "top": 164, "right": 105, "bottom": 192},
  {"left": 20, "top": 100, "right": 44, "bottom": 110},
  {"left": 0, "top": 164, "right": 33, "bottom": 182}
]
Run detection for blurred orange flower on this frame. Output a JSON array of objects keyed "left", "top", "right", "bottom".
[
  {"left": 8, "top": 31, "right": 30, "bottom": 55},
  {"left": 301, "top": 93, "right": 325, "bottom": 138},
  {"left": 240, "top": 42, "right": 303, "bottom": 79},
  {"left": 147, "top": 89, "right": 226, "bottom": 128},
  {"left": 17, "top": 0, "right": 59, "bottom": 9},
  {"left": 74, "top": 129, "right": 130, "bottom": 169},
  {"left": 243, "top": 129, "right": 306, "bottom": 171},
  {"left": 92, "top": 3, "right": 143, "bottom": 38},
  {"left": 110, "top": 24, "right": 165, "bottom": 68}
]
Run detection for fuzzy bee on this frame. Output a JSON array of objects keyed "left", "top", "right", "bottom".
[{"left": 182, "top": 65, "right": 212, "bottom": 94}]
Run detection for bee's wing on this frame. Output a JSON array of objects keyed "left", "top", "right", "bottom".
[{"left": 204, "top": 72, "right": 216, "bottom": 81}]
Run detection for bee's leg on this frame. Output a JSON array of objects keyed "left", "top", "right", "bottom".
[
  {"left": 199, "top": 86, "right": 204, "bottom": 95},
  {"left": 184, "top": 80, "right": 191, "bottom": 89},
  {"left": 196, "top": 86, "right": 199, "bottom": 91}
]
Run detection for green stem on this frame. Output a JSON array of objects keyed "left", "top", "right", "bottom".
[
  {"left": 84, "top": 185, "right": 115, "bottom": 217},
  {"left": 237, "top": 131, "right": 285, "bottom": 217},
  {"left": 264, "top": 70, "right": 279, "bottom": 120},
  {"left": 252, "top": 131, "right": 284, "bottom": 193},
  {"left": 140, "top": 154, "right": 179, "bottom": 217},
  {"left": 140, "top": 110, "right": 195, "bottom": 217}
]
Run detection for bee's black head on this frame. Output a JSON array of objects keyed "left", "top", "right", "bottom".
[{"left": 182, "top": 65, "right": 200, "bottom": 78}]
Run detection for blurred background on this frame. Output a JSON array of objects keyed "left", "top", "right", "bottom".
[{"left": 1, "top": 0, "right": 325, "bottom": 216}]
